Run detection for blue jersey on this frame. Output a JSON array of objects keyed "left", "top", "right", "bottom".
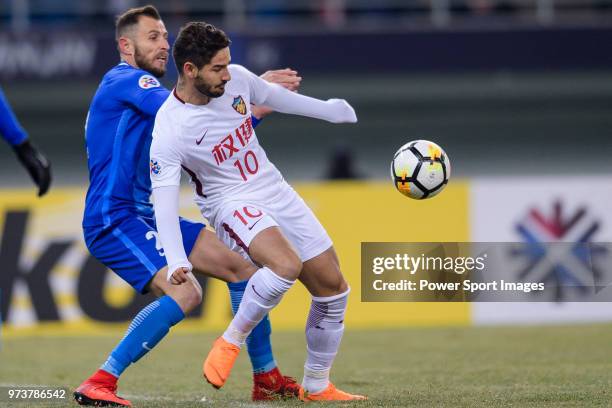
[
  {"left": 83, "top": 62, "right": 169, "bottom": 227},
  {"left": 0, "top": 87, "right": 28, "bottom": 146},
  {"left": 83, "top": 62, "right": 261, "bottom": 229},
  {"left": 82, "top": 62, "right": 263, "bottom": 288}
]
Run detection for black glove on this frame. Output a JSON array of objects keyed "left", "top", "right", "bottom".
[{"left": 13, "top": 140, "right": 52, "bottom": 196}]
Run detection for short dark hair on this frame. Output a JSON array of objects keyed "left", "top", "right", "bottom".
[
  {"left": 115, "top": 5, "right": 161, "bottom": 40},
  {"left": 173, "top": 22, "right": 231, "bottom": 75}
]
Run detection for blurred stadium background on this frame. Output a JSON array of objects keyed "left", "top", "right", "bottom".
[
  {"left": 1, "top": 0, "right": 612, "bottom": 181},
  {"left": 1, "top": 1, "right": 612, "bottom": 406}
]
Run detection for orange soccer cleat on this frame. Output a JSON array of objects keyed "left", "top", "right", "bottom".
[
  {"left": 252, "top": 367, "right": 302, "bottom": 401},
  {"left": 73, "top": 370, "right": 132, "bottom": 407},
  {"left": 299, "top": 382, "right": 367, "bottom": 402},
  {"left": 202, "top": 337, "right": 241, "bottom": 389}
]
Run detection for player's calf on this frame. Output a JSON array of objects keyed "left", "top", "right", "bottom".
[
  {"left": 204, "top": 266, "right": 295, "bottom": 388},
  {"left": 203, "top": 228, "right": 305, "bottom": 388},
  {"left": 299, "top": 246, "right": 348, "bottom": 297},
  {"left": 302, "top": 288, "right": 350, "bottom": 394},
  {"left": 74, "top": 293, "right": 186, "bottom": 407},
  {"left": 298, "top": 247, "right": 355, "bottom": 395}
]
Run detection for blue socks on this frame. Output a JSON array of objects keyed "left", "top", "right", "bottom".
[
  {"left": 227, "top": 280, "right": 277, "bottom": 374},
  {"left": 100, "top": 282, "right": 276, "bottom": 378},
  {"left": 101, "top": 295, "right": 184, "bottom": 377}
]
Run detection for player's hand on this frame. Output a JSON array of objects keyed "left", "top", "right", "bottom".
[
  {"left": 170, "top": 266, "right": 192, "bottom": 285},
  {"left": 261, "top": 68, "right": 301, "bottom": 92},
  {"left": 13, "top": 140, "right": 52, "bottom": 196},
  {"left": 252, "top": 68, "right": 302, "bottom": 119}
]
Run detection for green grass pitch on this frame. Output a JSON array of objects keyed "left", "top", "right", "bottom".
[{"left": 1, "top": 325, "right": 611, "bottom": 407}]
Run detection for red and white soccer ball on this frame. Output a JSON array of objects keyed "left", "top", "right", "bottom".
[{"left": 390, "top": 140, "right": 451, "bottom": 199}]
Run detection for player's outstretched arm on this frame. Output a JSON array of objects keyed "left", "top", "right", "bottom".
[
  {"left": 244, "top": 66, "right": 356, "bottom": 124},
  {"left": 0, "top": 88, "right": 52, "bottom": 196},
  {"left": 152, "top": 185, "right": 193, "bottom": 283},
  {"left": 251, "top": 68, "right": 302, "bottom": 120},
  {"left": 263, "top": 86, "right": 356, "bottom": 124}
]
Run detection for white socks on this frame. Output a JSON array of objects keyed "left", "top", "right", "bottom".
[
  {"left": 222, "top": 268, "right": 351, "bottom": 395},
  {"left": 302, "top": 288, "right": 350, "bottom": 394},
  {"left": 222, "top": 267, "right": 294, "bottom": 346}
]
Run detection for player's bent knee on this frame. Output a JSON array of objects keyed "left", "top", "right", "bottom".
[
  {"left": 334, "top": 277, "right": 349, "bottom": 295},
  {"left": 185, "top": 289, "right": 203, "bottom": 313},
  {"left": 301, "top": 266, "right": 349, "bottom": 297},
  {"left": 269, "top": 254, "right": 302, "bottom": 280},
  {"left": 148, "top": 268, "right": 203, "bottom": 313},
  {"left": 320, "top": 275, "right": 349, "bottom": 296},
  {"left": 320, "top": 257, "right": 348, "bottom": 294},
  {"left": 173, "top": 283, "right": 202, "bottom": 314},
  {"left": 162, "top": 274, "right": 203, "bottom": 313}
]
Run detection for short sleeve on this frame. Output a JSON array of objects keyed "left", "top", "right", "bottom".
[
  {"left": 119, "top": 71, "right": 170, "bottom": 117},
  {"left": 150, "top": 114, "right": 183, "bottom": 188}
]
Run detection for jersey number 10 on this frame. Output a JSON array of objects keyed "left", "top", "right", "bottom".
[{"left": 233, "top": 150, "right": 259, "bottom": 181}]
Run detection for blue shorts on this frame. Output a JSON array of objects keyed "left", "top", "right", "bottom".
[{"left": 84, "top": 214, "right": 204, "bottom": 293}]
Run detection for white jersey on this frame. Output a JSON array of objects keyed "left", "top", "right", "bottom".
[
  {"left": 150, "top": 64, "right": 357, "bottom": 275},
  {"left": 151, "top": 65, "right": 285, "bottom": 223}
]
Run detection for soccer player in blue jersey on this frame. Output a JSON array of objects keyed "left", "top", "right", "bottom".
[
  {"left": 74, "top": 6, "right": 301, "bottom": 407},
  {"left": 0, "top": 87, "right": 51, "bottom": 196}
]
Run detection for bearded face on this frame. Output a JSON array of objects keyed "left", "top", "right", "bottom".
[
  {"left": 134, "top": 44, "right": 168, "bottom": 78},
  {"left": 192, "top": 47, "right": 232, "bottom": 98},
  {"left": 194, "top": 72, "right": 228, "bottom": 98},
  {"left": 123, "top": 15, "right": 169, "bottom": 78}
]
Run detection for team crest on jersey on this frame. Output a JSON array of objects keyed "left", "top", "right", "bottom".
[
  {"left": 139, "top": 75, "right": 160, "bottom": 89},
  {"left": 150, "top": 159, "right": 161, "bottom": 175},
  {"left": 232, "top": 96, "right": 247, "bottom": 115}
]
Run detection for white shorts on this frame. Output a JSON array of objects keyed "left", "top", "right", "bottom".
[{"left": 212, "top": 186, "right": 333, "bottom": 262}]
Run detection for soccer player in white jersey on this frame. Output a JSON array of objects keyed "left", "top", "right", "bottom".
[{"left": 150, "top": 22, "right": 366, "bottom": 401}]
